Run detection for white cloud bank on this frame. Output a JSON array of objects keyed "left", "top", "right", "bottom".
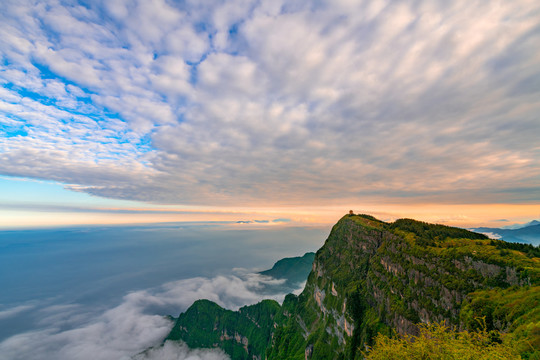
[
  {"left": 0, "top": 0, "right": 539, "bottom": 205},
  {"left": 0, "top": 305, "right": 35, "bottom": 321},
  {"left": 134, "top": 341, "right": 230, "bottom": 360},
  {"left": 0, "top": 271, "right": 295, "bottom": 360}
]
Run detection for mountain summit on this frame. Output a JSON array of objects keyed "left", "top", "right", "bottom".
[{"left": 165, "top": 214, "right": 540, "bottom": 359}]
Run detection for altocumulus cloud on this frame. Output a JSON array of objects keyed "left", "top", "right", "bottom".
[
  {"left": 0, "top": 271, "right": 293, "bottom": 360},
  {"left": 0, "top": 0, "right": 539, "bottom": 205}
]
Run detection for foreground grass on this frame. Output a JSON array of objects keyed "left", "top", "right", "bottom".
[{"left": 364, "top": 322, "right": 523, "bottom": 360}]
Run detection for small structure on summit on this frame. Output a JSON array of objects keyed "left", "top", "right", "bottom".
[{"left": 349, "top": 210, "right": 354, "bottom": 215}]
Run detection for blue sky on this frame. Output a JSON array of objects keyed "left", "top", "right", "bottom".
[{"left": 1, "top": 0, "right": 539, "bottom": 227}]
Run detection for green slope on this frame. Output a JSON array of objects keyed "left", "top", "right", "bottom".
[{"left": 167, "top": 299, "right": 281, "bottom": 359}]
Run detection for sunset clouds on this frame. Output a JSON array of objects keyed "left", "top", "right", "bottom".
[{"left": 1, "top": 0, "right": 539, "bottom": 207}]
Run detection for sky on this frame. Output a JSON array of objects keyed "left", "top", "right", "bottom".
[{"left": 1, "top": 0, "right": 540, "bottom": 228}]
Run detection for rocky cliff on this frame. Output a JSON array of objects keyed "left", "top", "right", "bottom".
[{"left": 166, "top": 214, "right": 540, "bottom": 359}]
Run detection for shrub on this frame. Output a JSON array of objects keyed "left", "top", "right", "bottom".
[{"left": 364, "top": 322, "right": 520, "bottom": 360}]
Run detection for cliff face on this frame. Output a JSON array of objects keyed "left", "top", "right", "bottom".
[
  {"left": 166, "top": 214, "right": 540, "bottom": 359},
  {"left": 167, "top": 299, "right": 281, "bottom": 360}
]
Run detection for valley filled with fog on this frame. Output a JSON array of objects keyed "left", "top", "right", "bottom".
[{"left": 0, "top": 224, "right": 326, "bottom": 360}]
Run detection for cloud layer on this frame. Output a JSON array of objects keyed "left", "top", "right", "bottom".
[
  {"left": 1, "top": 0, "right": 539, "bottom": 206},
  {"left": 134, "top": 341, "right": 229, "bottom": 360},
  {"left": 0, "top": 270, "right": 295, "bottom": 360}
]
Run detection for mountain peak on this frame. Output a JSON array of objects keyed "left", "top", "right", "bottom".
[{"left": 164, "top": 214, "right": 540, "bottom": 360}]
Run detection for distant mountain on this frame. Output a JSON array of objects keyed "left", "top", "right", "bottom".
[
  {"left": 502, "top": 219, "right": 540, "bottom": 230},
  {"left": 164, "top": 215, "right": 540, "bottom": 359},
  {"left": 472, "top": 223, "right": 540, "bottom": 246},
  {"left": 250, "top": 252, "right": 315, "bottom": 295},
  {"left": 259, "top": 252, "right": 315, "bottom": 287}
]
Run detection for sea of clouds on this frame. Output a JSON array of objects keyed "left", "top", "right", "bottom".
[
  {"left": 0, "top": 269, "right": 302, "bottom": 360},
  {"left": 0, "top": 224, "right": 325, "bottom": 360}
]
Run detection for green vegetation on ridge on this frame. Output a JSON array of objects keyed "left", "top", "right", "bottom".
[{"left": 167, "top": 299, "right": 281, "bottom": 359}]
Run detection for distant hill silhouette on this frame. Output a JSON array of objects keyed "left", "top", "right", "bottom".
[{"left": 472, "top": 222, "right": 540, "bottom": 245}]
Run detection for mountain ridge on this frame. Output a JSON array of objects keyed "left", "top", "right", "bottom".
[
  {"left": 164, "top": 214, "right": 540, "bottom": 359},
  {"left": 502, "top": 220, "right": 540, "bottom": 230}
]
